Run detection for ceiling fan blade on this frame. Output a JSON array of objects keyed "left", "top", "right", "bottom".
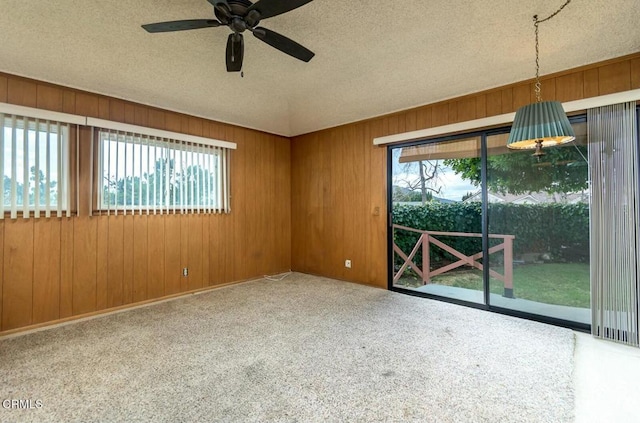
[
  {"left": 226, "top": 33, "right": 244, "bottom": 72},
  {"left": 247, "top": 0, "right": 313, "bottom": 20},
  {"left": 253, "top": 27, "right": 314, "bottom": 62},
  {"left": 142, "top": 19, "right": 221, "bottom": 33}
]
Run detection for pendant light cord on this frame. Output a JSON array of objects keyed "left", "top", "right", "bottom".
[{"left": 533, "top": 0, "right": 572, "bottom": 102}]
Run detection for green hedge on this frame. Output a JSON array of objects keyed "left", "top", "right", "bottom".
[{"left": 393, "top": 202, "right": 589, "bottom": 267}]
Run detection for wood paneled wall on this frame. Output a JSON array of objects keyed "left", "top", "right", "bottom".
[
  {"left": 0, "top": 73, "right": 291, "bottom": 334},
  {"left": 291, "top": 53, "right": 640, "bottom": 288}
]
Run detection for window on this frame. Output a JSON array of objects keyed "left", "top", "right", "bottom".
[
  {"left": 0, "top": 113, "right": 70, "bottom": 219},
  {"left": 97, "top": 129, "right": 230, "bottom": 214}
]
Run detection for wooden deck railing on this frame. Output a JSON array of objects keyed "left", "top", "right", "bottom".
[{"left": 393, "top": 224, "right": 515, "bottom": 298}]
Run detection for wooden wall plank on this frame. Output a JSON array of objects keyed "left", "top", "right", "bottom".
[
  {"left": 253, "top": 132, "right": 269, "bottom": 274},
  {"left": 2, "top": 219, "right": 34, "bottom": 330},
  {"left": 475, "top": 95, "right": 487, "bottom": 119},
  {"left": 72, "top": 217, "right": 97, "bottom": 315},
  {"left": 457, "top": 98, "right": 476, "bottom": 122},
  {"left": 36, "top": 84, "right": 63, "bottom": 112},
  {"left": 486, "top": 91, "right": 502, "bottom": 116},
  {"left": 98, "top": 97, "right": 110, "bottom": 119},
  {"left": 134, "top": 105, "right": 149, "bottom": 127},
  {"left": 32, "top": 220, "right": 61, "bottom": 323},
  {"left": 348, "top": 124, "right": 367, "bottom": 281},
  {"left": 0, "top": 74, "right": 7, "bottom": 102},
  {"left": 124, "top": 103, "right": 135, "bottom": 124},
  {"left": 188, "top": 215, "right": 203, "bottom": 290},
  {"left": 132, "top": 215, "right": 148, "bottom": 302},
  {"left": 147, "top": 215, "right": 165, "bottom": 299},
  {"left": 416, "top": 107, "right": 432, "bottom": 130},
  {"left": 327, "top": 128, "right": 344, "bottom": 279},
  {"left": 76, "top": 93, "right": 99, "bottom": 117},
  {"left": 95, "top": 216, "right": 109, "bottom": 310},
  {"left": 59, "top": 218, "right": 74, "bottom": 318},
  {"left": 361, "top": 122, "right": 372, "bottom": 285},
  {"left": 231, "top": 127, "right": 247, "bottom": 281},
  {"left": 7, "top": 78, "right": 37, "bottom": 107},
  {"left": 431, "top": 104, "right": 448, "bottom": 127},
  {"left": 107, "top": 215, "right": 124, "bottom": 308},
  {"left": 556, "top": 72, "right": 584, "bottom": 102},
  {"left": 448, "top": 102, "right": 458, "bottom": 124},
  {"left": 584, "top": 68, "right": 599, "bottom": 98},
  {"left": 109, "top": 99, "right": 125, "bottom": 123},
  {"left": 539, "top": 78, "right": 556, "bottom": 101},
  {"left": 62, "top": 90, "right": 76, "bottom": 114},
  {"left": 165, "top": 113, "right": 182, "bottom": 133},
  {"left": 148, "top": 108, "right": 165, "bottom": 130},
  {"left": 631, "top": 58, "right": 640, "bottom": 89},
  {"left": 405, "top": 110, "right": 417, "bottom": 132},
  {"left": 164, "top": 214, "right": 182, "bottom": 295},
  {"left": 512, "top": 85, "right": 532, "bottom": 110},
  {"left": 501, "top": 88, "right": 513, "bottom": 114},
  {"left": 180, "top": 215, "right": 189, "bottom": 292},
  {"left": 598, "top": 61, "right": 631, "bottom": 95},
  {"left": 122, "top": 215, "right": 134, "bottom": 304},
  {"left": 369, "top": 120, "right": 386, "bottom": 287},
  {"left": 188, "top": 117, "right": 203, "bottom": 136},
  {"left": 244, "top": 130, "right": 258, "bottom": 278},
  {"left": 201, "top": 214, "right": 210, "bottom": 286},
  {"left": 208, "top": 215, "right": 220, "bottom": 285}
]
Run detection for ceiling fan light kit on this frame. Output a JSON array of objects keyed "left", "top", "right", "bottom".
[
  {"left": 142, "top": 0, "right": 315, "bottom": 73},
  {"left": 507, "top": 0, "right": 575, "bottom": 152}
]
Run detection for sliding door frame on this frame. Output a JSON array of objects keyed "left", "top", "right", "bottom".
[{"left": 386, "top": 115, "right": 590, "bottom": 332}]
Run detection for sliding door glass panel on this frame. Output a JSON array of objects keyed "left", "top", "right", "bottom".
[
  {"left": 486, "top": 124, "right": 591, "bottom": 324},
  {"left": 391, "top": 137, "right": 483, "bottom": 304}
]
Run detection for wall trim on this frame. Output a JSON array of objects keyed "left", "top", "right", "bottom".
[
  {"left": 87, "top": 117, "right": 237, "bottom": 150},
  {"left": 373, "top": 89, "right": 640, "bottom": 145}
]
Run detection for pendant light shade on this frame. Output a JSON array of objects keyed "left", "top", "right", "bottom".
[
  {"left": 507, "top": 100, "right": 575, "bottom": 149},
  {"left": 507, "top": 0, "right": 574, "bottom": 150}
]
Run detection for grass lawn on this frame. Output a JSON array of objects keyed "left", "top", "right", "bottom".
[{"left": 397, "top": 262, "right": 590, "bottom": 308}]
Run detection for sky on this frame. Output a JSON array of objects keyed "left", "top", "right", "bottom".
[{"left": 391, "top": 149, "right": 478, "bottom": 201}]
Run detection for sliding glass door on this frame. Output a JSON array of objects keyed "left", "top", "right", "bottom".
[
  {"left": 389, "top": 119, "right": 591, "bottom": 327},
  {"left": 485, "top": 123, "right": 590, "bottom": 325},
  {"left": 391, "top": 136, "right": 483, "bottom": 304}
]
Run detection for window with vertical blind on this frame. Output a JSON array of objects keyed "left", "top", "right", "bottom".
[
  {"left": 96, "top": 129, "right": 230, "bottom": 214},
  {"left": 0, "top": 113, "right": 70, "bottom": 219}
]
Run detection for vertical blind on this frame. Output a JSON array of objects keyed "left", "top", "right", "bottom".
[
  {"left": 0, "top": 113, "right": 70, "bottom": 219},
  {"left": 97, "top": 129, "right": 230, "bottom": 215},
  {"left": 588, "top": 101, "right": 640, "bottom": 346}
]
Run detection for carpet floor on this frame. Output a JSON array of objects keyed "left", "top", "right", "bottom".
[{"left": 0, "top": 273, "right": 575, "bottom": 422}]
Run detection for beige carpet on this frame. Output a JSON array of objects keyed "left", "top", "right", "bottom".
[{"left": 0, "top": 273, "right": 575, "bottom": 422}]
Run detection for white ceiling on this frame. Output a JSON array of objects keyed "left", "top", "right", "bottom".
[{"left": 0, "top": 0, "right": 638, "bottom": 137}]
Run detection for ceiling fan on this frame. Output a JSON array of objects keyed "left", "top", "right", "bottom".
[{"left": 142, "top": 0, "right": 315, "bottom": 72}]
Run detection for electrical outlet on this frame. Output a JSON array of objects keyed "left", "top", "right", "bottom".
[
  {"left": 183, "top": 267, "right": 188, "bottom": 277},
  {"left": 345, "top": 259, "right": 352, "bottom": 269}
]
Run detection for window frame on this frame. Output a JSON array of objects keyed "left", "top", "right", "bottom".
[{"left": 93, "top": 128, "right": 231, "bottom": 215}]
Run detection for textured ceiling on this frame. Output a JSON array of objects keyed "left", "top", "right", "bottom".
[{"left": 0, "top": 0, "right": 638, "bottom": 137}]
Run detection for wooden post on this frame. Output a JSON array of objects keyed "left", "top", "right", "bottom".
[
  {"left": 422, "top": 234, "right": 430, "bottom": 285},
  {"left": 503, "top": 236, "right": 514, "bottom": 298}
]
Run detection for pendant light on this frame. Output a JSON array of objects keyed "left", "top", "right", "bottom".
[{"left": 507, "top": 0, "right": 575, "bottom": 152}]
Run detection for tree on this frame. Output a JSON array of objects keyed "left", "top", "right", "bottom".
[
  {"left": 444, "top": 144, "right": 588, "bottom": 195},
  {"left": 394, "top": 159, "right": 443, "bottom": 205}
]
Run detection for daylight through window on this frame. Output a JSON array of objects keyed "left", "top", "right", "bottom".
[
  {"left": 0, "top": 113, "right": 70, "bottom": 219},
  {"left": 97, "top": 130, "right": 230, "bottom": 214}
]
